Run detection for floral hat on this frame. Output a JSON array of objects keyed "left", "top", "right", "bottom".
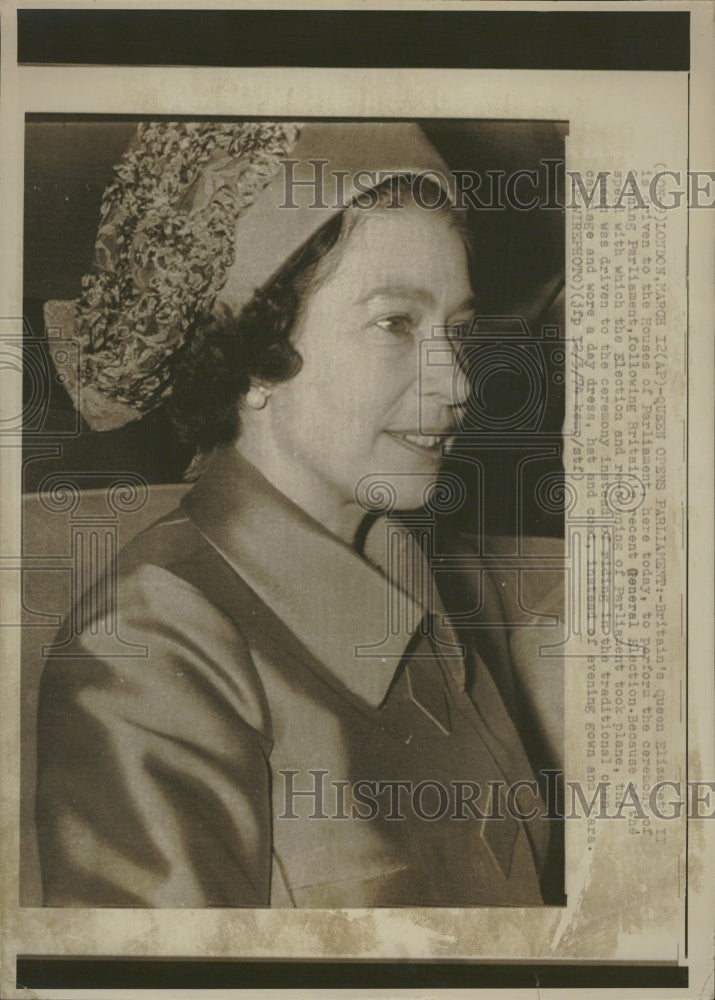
[{"left": 45, "top": 120, "right": 450, "bottom": 431}]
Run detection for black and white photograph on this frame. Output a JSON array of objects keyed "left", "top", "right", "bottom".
[
  {"left": 21, "top": 117, "right": 566, "bottom": 909},
  {"left": 1, "top": 3, "right": 712, "bottom": 998}
]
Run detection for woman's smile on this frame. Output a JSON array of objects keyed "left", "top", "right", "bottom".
[{"left": 385, "top": 430, "right": 455, "bottom": 460}]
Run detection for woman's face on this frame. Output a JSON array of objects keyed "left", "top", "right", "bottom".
[{"left": 238, "top": 204, "right": 474, "bottom": 539}]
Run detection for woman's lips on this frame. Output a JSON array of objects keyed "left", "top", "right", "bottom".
[{"left": 386, "top": 430, "right": 454, "bottom": 457}]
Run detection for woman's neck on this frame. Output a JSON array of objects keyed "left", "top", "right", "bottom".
[{"left": 233, "top": 437, "right": 366, "bottom": 544}]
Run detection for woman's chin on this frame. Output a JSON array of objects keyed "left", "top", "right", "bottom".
[{"left": 354, "top": 470, "right": 442, "bottom": 515}]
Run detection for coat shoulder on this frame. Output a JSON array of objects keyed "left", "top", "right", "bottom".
[
  {"left": 118, "top": 506, "right": 211, "bottom": 578},
  {"left": 45, "top": 506, "right": 274, "bottom": 744}
]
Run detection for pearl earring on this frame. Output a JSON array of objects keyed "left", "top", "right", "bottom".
[{"left": 245, "top": 385, "right": 270, "bottom": 410}]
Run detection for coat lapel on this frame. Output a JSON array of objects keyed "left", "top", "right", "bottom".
[{"left": 182, "top": 447, "right": 453, "bottom": 709}]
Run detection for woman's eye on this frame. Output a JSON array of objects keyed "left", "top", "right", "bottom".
[
  {"left": 374, "top": 315, "right": 414, "bottom": 337},
  {"left": 447, "top": 316, "right": 476, "bottom": 345}
]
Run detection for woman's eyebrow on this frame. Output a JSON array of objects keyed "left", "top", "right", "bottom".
[
  {"left": 358, "top": 284, "right": 436, "bottom": 307},
  {"left": 447, "top": 294, "right": 479, "bottom": 320}
]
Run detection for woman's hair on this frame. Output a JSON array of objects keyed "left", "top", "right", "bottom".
[{"left": 168, "top": 175, "right": 469, "bottom": 463}]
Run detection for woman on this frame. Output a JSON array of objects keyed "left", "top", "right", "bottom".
[{"left": 36, "top": 121, "right": 563, "bottom": 907}]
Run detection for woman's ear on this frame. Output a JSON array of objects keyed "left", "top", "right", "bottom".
[{"left": 244, "top": 384, "right": 273, "bottom": 410}]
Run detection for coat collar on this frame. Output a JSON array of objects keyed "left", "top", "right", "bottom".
[{"left": 181, "top": 446, "right": 465, "bottom": 708}]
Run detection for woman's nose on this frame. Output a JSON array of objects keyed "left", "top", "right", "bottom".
[{"left": 419, "top": 337, "right": 470, "bottom": 409}]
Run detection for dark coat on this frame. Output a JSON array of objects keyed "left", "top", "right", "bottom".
[{"left": 36, "top": 447, "right": 563, "bottom": 907}]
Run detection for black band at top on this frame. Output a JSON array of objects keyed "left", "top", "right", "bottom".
[{"left": 18, "top": 9, "right": 690, "bottom": 71}]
